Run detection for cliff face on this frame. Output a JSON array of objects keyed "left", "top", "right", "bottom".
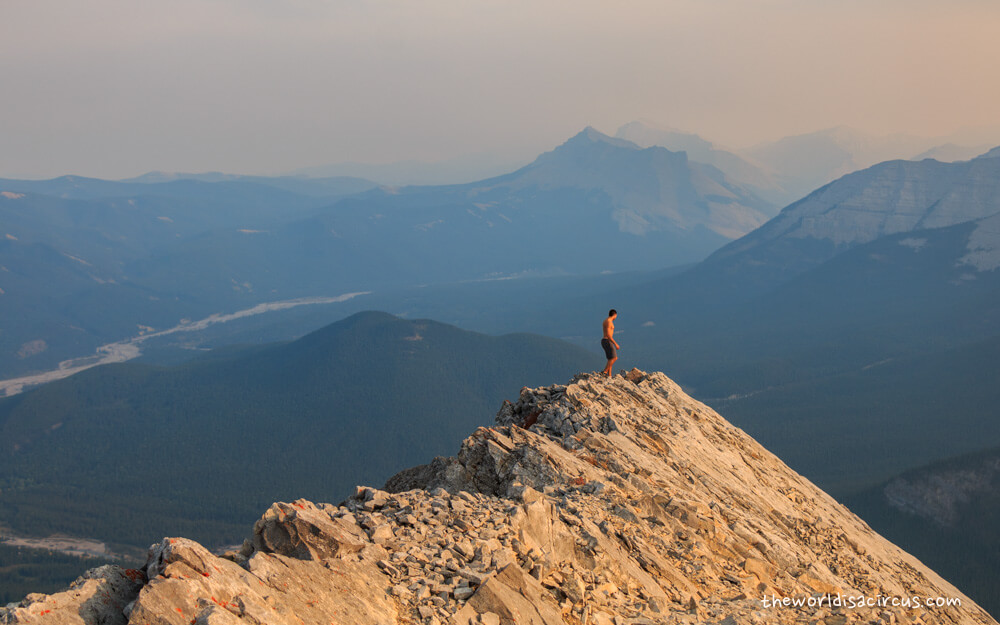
[
  {"left": 3, "top": 370, "right": 995, "bottom": 625},
  {"left": 708, "top": 156, "right": 1000, "bottom": 271},
  {"left": 882, "top": 454, "right": 1000, "bottom": 529}
]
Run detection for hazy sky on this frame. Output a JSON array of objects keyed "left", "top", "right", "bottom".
[{"left": 2, "top": 0, "right": 999, "bottom": 179}]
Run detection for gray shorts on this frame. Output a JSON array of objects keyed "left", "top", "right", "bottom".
[{"left": 601, "top": 338, "right": 616, "bottom": 359}]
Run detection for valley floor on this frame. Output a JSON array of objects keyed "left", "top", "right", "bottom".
[{"left": 0, "top": 292, "right": 367, "bottom": 397}]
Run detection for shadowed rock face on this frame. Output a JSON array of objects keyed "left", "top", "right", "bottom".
[
  {"left": 3, "top": 370, "right": 995, "bottom": 625},
  {"left": 883, "top": 456, "right": 1000, "bottom": 528},
  {"left": 0, "top": 565, "right": 144, "bottom": 625}
]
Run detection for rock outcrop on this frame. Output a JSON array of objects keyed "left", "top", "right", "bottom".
[{"left": 4, "top": 370, "right": 995, "bottom": 625}]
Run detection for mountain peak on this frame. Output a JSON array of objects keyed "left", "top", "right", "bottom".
[
  {"left": 513, "top": 128, "right": 780, "bottom": 239},
  {"left": 8, "top": 369, "right": 992, "bottom": 624},
  {"left": 562, "top": 126, "right": 639, "bottom": 150}
]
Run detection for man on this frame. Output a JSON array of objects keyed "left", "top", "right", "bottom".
[{"left": 601, "top": 309, "right": 620, "bottom": 377}]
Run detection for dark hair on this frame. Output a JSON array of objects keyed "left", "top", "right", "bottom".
[{"left": 608, "top": 309, "right": 617, "bottom": 317}]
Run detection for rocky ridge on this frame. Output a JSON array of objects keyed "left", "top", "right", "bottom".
[{"left": 3, "top": 370, "right": 995, "bottom": 625}]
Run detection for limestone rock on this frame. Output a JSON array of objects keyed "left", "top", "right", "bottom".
[
  {"left": 0, "top": 565, "right": 143, "bottom": 624},
  {"left": 453, "top": 564, "right": 563, "bottom": 625},
  {"left": 251, "top": 499, "right": 368, "bottom": 559},
  {"left": 128, "top": 533, "right": 396, "bottom": 625}
]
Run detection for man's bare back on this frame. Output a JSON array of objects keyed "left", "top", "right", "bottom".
[{"left": 601, "top": 309, "right": 619, "bottom": 377}]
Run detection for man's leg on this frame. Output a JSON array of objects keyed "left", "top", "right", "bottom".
[{"left": 609, "top": 356, "right": 617, "bottom": 376}]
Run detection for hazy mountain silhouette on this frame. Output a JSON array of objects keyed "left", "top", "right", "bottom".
[
  {"left": 912, "top": 143, "right": 996, "bottom": 163},
  {"left": 120, "top": 172, "right": 378, "bottom": 197},
  {"left": 615, "top": 120, "right": 791, "bottom": 205},
  {"left": 289, "top": 151, "right": 532, "bottom": 186},
  {"left": 739, "top": 126, "right": 947, "bottom": 200}
]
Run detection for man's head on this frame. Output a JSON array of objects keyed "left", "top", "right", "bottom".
[{"left": 608, "top": 309, "right": 617, "bottom": 319}]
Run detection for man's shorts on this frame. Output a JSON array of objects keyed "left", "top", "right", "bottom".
[{"left": 601, "top": 338, "right": 616, "bottom": 359}]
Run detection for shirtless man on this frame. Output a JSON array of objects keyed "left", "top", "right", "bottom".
[{"left": 601, "top": 309, "right": 620, "bottom": 377}]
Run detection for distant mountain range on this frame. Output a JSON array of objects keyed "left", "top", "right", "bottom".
[
  {"left": 0, "top": 312, "right": 595, "bottom": 554},
  {"left": 0, "top": 128, "right": 776, "bottom": 379},
  {"left": 0, "top": 173, "right": 378, "bottom": 200},
  {"left": 739, "top": 125, "right": 998, "bottom": 202},
  {"left": 120, "top": 172, "right": 379, "bottom": 197},
  {"left": 6, "top": 124, "right": 995, "bottom": 383},
  {"left": 617, "top": 120, "right": 1000, "bottom": 206}
]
